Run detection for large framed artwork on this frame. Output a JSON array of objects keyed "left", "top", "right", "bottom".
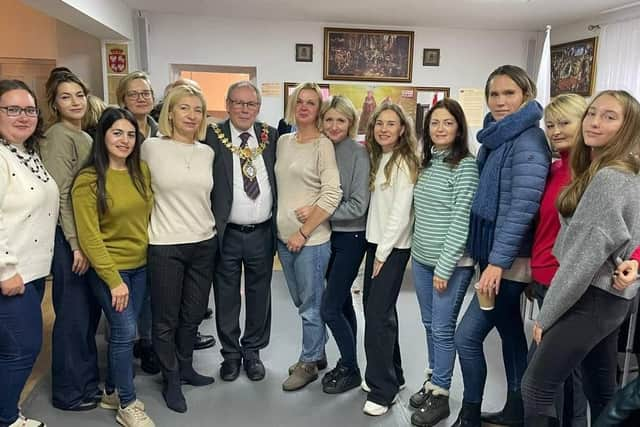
[
  {"left": 551, "top": 37, "right": 598, "bottom": 97},
  {"left": 323, "top": 27, "right": 414, "bottom": 83}
]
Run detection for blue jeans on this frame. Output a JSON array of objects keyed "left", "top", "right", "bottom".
[
  {"left": 321, "top": 231, "right": 367, "bottom": 371},
  {"left": 412, "top": 260, "right": 473, "bottom": 390},
  {"left": 89, "top": 267, "right": 147, "bottom": 406},
  {"left": 455, "top": 277, "right": 528, "bottom": 404},
  {"left": 0, "top": 279, "right": 44, "bottom": 427},
  {"left": 277, "top": 241, "right": 331, "bottom": 363}
]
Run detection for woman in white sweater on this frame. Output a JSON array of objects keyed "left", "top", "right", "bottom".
[
  {"left": 141, "top": 83, "right": 216, "bottom": 414},
  {"left": 362, "top": 103, "right": 420, "bottom": 416},
  {"left": 0, "top": 79, "right": 58, "bottom": 427}
]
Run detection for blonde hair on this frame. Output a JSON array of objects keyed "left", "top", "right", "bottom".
[
  {"left": 158, "top": 84, "right": 208, "bottom": 141},
  {"left": 320, "top": 95, "right": 359, "bottom": 139},
  {"left": 544, "top": 94, "right": 587, "bottom": 124},
  {"left": 82, "top": 94, "right": 107, "bottom": 131},
  {"left": 116, "top": 71, "right": 153, "bottom": 107},
  {"left": 285, "top": 82, "right": 323, "bottom": 129},
  {"left": 366, "top": 103, "right": 420, "bottom": 189},
  {"left": 557, "top": 90, "right": 640, "bottom": 217}
]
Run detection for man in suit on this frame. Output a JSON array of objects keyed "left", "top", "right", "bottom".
[{"left": 204, "top": 81, "right": 278, "bottom": 381}]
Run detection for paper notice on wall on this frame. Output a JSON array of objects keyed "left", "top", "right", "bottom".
[
  {"left": 261, "top": 83, "right": 280, "bottom": 97},
  {"left": 458, "top": 88, "right": 485, "bottom": 127}
]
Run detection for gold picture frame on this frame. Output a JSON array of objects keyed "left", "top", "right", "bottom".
[{"left": 323, "top": 27, "right": 414, "bottom": 83}]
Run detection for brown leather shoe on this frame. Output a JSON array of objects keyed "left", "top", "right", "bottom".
[{"left": 282, "top": 362, "right": 318, "bottom": 391}]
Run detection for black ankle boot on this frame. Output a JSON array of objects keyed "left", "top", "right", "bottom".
[
  {"left": 180, "top": 364, "right": 214, "bottom": 386},
  {"left": 162, "top": 371, "right": 187, "bottom": 413},
  {"left": 451, "top": 401, "right": 481, "bottom": 427},
  {"left": 480, "top": 389, "right": 524, "bottom": 426}
]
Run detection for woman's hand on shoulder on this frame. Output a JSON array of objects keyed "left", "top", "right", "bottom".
[{"left": 0, "top": 273, "right": 25, "bottom": 296}]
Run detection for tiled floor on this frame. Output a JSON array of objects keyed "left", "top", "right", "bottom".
[{"left": 21, "top": 269, "right": 528, "bottom": 427}]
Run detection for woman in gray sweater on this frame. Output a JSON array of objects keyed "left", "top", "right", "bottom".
[
  {"left": 319, "top": 96, "right": 370, "bottom": 394},
  {"left": 522, "top": 90, "right": 640, "bottom": 426}
]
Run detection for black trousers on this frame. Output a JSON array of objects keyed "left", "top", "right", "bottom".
[
  {"left": 522, "top": 286, "right": 632, "bottom": 423},
  {"left": 529, "top": 282, "right": 588, "bottom": 427},
  {"left": 149, "top": 237, "right": 217, "bottom": 374},
  {"left": 51, "top": 227, "right": 101, "bottom": 409},
  {"left": 363, "top": 244, "right": 410, "bottom": 406},
  {"left": 213, "top": 222, "right": 273, "bottom": 360}
]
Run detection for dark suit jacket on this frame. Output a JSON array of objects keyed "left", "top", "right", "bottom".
[{"left": 203, "top": 120, "right": 278, "bottom": 249}]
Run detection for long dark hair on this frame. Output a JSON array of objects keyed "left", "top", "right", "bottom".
[
  {"left": 422, "top": 98, "right": 470, "bottom": 168},
  {"left": 85, "top": 107, "right": 148, "bottom": 216},
  {"left": 0, "top": 79, "right": 45, "bottom": 151}
]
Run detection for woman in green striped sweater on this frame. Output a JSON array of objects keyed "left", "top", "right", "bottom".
[{"left": 409, "top": 99, "right": 479, "bottom": 427}]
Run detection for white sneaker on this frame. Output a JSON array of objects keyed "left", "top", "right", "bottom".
[
  {"left": 8, "top": 414, "right": 46, "bottom": 427},
  {"left": 101, "top": 392, "right": 145, "bottom": 411},
  {"left": 100, "top": 390, "right": 120, "bottom": 410},
  {"left": 116, "top": 400, "right": 155, "bottom": 427},
  {"left": 361, "top": 380, "right": 406, "bottom": 393},
  {"left": 362, "top": 395, "right": 398, "bottom": 416}
]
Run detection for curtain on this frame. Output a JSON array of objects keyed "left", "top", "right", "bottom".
[{"left": 595, "top": 18, "right": 640, "bottom": 99}]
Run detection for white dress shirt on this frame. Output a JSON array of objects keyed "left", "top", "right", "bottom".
[{"left": 227, "top": 122, "right": 273, "bottom": 225}]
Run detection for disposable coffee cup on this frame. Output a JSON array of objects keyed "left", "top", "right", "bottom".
[{"left": 475, "top": 282, "right": 495, "bottom": 311}]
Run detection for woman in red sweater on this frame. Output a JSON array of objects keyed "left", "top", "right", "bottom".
[{"left": 528, "top": 94, "right": 588, "bottom": 427}]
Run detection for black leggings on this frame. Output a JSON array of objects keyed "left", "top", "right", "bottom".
[{"left": 522, "top": 286, "right": 632, "bottom": 422}]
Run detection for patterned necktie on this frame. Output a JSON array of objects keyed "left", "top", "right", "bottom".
[{"left": 239, "top": 132, "right": 260, "bottom": 200}]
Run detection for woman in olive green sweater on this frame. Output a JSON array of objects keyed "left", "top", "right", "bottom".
[{"left": 72, "top": 107, "right": 155, "bottom": 427}]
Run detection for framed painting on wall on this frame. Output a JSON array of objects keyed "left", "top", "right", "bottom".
[
  {"left": 551, "top": 37, "right": 598, "bottom": 97},
  {"left": 323, "top": 27, "right": 414, "bottom": 83}
]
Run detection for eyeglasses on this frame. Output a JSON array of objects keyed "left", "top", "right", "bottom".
[
  {"left": 228, "top": 99, "right": 260, "bottom": 110},
  {"left": 0, "top": 106, "right": 39, "bottom": 117},
  {"left": 126, "top": 90, "right": 153, "bottom": 100}
]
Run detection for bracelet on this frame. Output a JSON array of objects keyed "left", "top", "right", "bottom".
[{"left": 298, "top": 228, "right": 309, "bottom": 240}]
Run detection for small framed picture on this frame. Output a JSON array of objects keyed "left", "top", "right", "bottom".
[
  {"left": 423, "top": 48, "right": 440, "bottom": 67},
  {"left": 295, "top": 43, "right": 313, "bottom": 62}
]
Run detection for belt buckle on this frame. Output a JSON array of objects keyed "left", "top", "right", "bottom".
[{"left": 242, "top": 224, "right": 256, "bottom": 232}]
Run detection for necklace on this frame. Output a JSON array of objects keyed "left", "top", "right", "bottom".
[
  {"left": 184, "top": 143, "right": 197, "bottom": 169},
  {"left": 211, "top": 122, "right": 269, "bottom": 180},
  {"left": 1, "top": 138, "right": 51, "bottom": 183}
]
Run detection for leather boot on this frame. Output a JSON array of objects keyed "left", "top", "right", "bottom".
[
  {"left": 480, "top": 389, "right": 524, "bottom": 426},
  {"left": 451, "top": 401, "right": 481, "bottom": 427}
]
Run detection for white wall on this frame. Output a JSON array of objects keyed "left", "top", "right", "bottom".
[
  {"left": 56, "top": 21, "right": 104, "bottom": 96},
  {"left": 145, "top": 13, "right": 539, "bottom": 126}
]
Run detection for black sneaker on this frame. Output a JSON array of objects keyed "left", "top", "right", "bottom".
[
  {"left": 321, "top": 359, "right": 343, "bottom": 386},
  {"left": 409, "top": 380, "right": 432, "bottom": 409},
  {"left": 411, "top": 393, "right": 450, "bottom": 427},
  {"left": 322, "top": 365, "right": 362, "bottom": 394}
]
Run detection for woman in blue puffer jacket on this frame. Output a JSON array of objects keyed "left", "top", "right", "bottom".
[{"left": 451, "top": 65, "right": 551, "bottom": 427}]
